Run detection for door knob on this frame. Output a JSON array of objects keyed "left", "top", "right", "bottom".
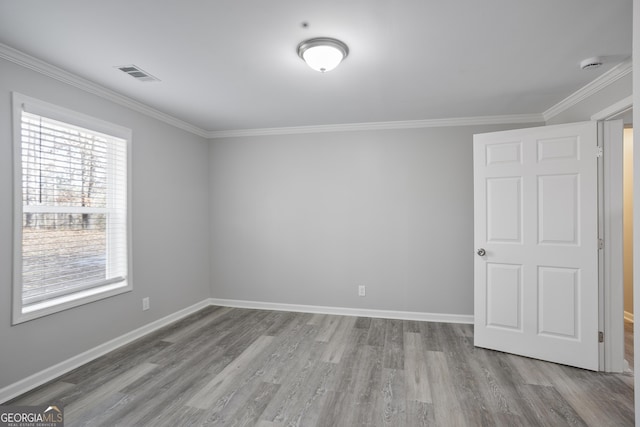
[{"left": 477, "top": 248, "right": 486, "bottom": 256}]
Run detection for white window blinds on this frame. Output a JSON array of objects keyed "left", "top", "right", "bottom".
[{"left": 13, "top": 93, "right": 130, "bottom": 322}]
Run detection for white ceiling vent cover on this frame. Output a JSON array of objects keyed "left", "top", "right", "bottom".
[
  {"left": 580, "top": 57, "right": 603, "bottom": 70},
  {"left": 116, "top": 65, "right": 160, "bottom": 82}
]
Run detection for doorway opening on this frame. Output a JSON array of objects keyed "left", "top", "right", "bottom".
[{"left": 597, "top": 99, "right": 632, "bottom": 373}]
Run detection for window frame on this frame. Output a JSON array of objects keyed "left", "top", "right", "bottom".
[{"left": 12, "top": 92, "right": 133, "bottom": 324}]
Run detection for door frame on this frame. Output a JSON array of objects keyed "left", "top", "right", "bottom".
[{"left": 592, "top": 97, "right": 632, "bottom": 372}]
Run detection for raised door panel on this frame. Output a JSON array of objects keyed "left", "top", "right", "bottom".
[
  {"left": 538, "top": 267, "right": 580, "bottom": 340},
  {"left": 486, "top": 141, "right": 522, "bottom": 166},
  {"left": 487, "top": 177, "right": 522, "bottom": 244},
  {"left": 486, "top": 263, "right": 522, "bottom": 331},
  {"left": 538, "top": 174, "right": 579, "bottom": 245},
  {"left": 537, "top": 136, "right": 580, "bottom": 162}
]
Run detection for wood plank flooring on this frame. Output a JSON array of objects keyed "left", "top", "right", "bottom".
[{"left": 8, "top": 306, "right": 635, "bottom": 426}]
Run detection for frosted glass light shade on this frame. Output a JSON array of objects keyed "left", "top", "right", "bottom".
[{"left": 297, "top": 38, "right": 349, "bottom": 73}]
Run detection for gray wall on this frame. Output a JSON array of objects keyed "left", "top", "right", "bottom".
[
  {"left": 209, "top": 124, "right": 539, "bottom": 315},
  {"left": 0, "top": 58, "right": 211, "bottom": 389}
]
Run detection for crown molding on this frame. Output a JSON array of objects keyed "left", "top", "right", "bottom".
[
  {"left": 2, "top": 42, "right": 628, "bottom": 140},
  {"left": 0, "top": 43, "right": 209, "bottom": 138},
  {"left": 207, "top": 113, "right": 544, "bottom": 139},
  {"left": 543, "top": 58, "right": 632, "bottom": 122}
]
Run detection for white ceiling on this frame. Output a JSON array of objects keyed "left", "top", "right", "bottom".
[{"left": 0, "top": 1, "right": 632, "bottom": 133}]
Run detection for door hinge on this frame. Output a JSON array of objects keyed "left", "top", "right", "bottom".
[
  {"left": 599, "top": 331, "right": 604, "bottom": 343},
  {"left": 598, "top": 239, "right": 604, "bottom": 250},
  {"left": 596, "top": 146, "right": 603, "bottom": 158}
]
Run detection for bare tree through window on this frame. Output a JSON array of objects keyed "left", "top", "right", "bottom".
[{"left": 20, "top": 111, "right": 125, "bottom": 306}]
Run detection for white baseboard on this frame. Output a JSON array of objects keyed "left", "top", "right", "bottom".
[
  {"left": 624, "top": 310, "right": 634, "bottom": 323},
  {"left": 0, "top": 299, "right": 210, "bottom": 404},
  {"left": 208, "top": 298, "right": 474, "bottom": 324},
  {"left": 0, "top": 297, "right": 473, "bottom": 404}
]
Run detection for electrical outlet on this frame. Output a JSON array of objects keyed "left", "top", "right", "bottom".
[
  {"left": 142, "top": 297, "right": 150, "bottom": 311},
  {"left": 358, "top": 285, "right": 366, "bottom": 297}
]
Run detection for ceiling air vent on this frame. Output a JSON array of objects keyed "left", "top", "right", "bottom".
[
  {"left": 116, "top": 65, "right": 160, "bottom": 82},
  {"left": 579, "top": 57, "right": 603, "bottom": 71}
]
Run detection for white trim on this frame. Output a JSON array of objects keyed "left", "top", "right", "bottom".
[
  {"left": 602, "top": 119, "right": 625, "bottom": 373},
  {"left": 593, "top": 100, "right": 633, "bottom": 373},
  {"left": 591, "top": 96, "right": 633, "bottom": 121},
  {"left": 207, "top": 114, "right": 544, "bottom": 139},
  {"left": 18, "top": 92, "right": 132, "bottom": 139},
  {"left": 0, "top": 299, "right": 210, "bottom": 404},
  {"left": 543, "top": 59, "right": 632, "bottom": 122},
  {"left": 0, "top": 43, "right": 208, "bottom": 138},
  {"left": 624, "top": 311, "right": 634, "bottom": 323},
  {"left": 597, "top": 99, "right": 633, "bottom": 374},
  {"left": 208, "top": 298, "right": 474, "bottom": 324},
  {"left": 17, "top": 283, "right": 132, "bottom": 324}
]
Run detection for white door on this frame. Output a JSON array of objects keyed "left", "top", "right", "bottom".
[{"left": 473, "top": 121, "right": 599, "bottom": 371}]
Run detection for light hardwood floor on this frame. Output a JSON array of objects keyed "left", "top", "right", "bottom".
[{"left": 8, "top": 306, "right": 635, "bottom": 426}]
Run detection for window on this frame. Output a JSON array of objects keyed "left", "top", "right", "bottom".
[{"left": 12, "top": 93, "right": 131, "bottom": 324}]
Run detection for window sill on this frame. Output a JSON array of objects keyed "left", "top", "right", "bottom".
[{"left": 13, "top": 280, "right": 132, "bottom": 325}]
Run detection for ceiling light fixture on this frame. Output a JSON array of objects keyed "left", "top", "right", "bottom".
[{"left": 297, "top": 37, "right": 349, "bottom": 73}]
